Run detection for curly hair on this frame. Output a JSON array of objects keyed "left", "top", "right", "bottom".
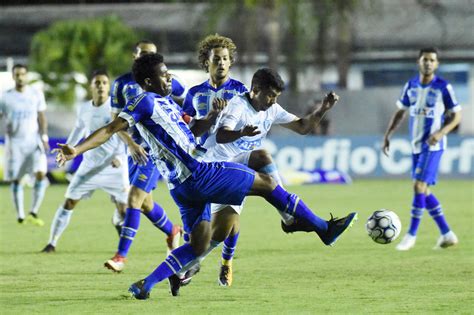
[
  {"left": 132, "top": 53, "right": 164, "bottom": 87},
  {"left": 197, "top": 34, "right": 237, "bottom": 72}
]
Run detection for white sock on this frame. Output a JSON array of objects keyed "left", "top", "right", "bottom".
[
  {"left": 31, "top": 178, "right": 49, "bottom": 215},
  {"left": 48, "top": 206, "right": 73, "bottom": 246},
  {"left": 10, "top": 183, "right": 25, "bottom": 220},
  {"left": 112, "top": 208, "right": 124, "bottom": 227},
  {"left": 177, "top": 240, "right": 221, "bottom": 278},
  {"left": 260, "top": 164, "right": 294, "bottom": 225}
]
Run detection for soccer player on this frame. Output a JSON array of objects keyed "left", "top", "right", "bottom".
[
  {"left": 42, "top": 70, "right": 129, "bottom": 253},
  {"left": 0, "top": 64, "right": 49, "bottom": 226},
  {"left": 382, "top": 47, "right": 461, "bottom": 251},
  {"left": 104, "top": 40, "right": 185, "bottom": 272},
  {"left": 181, "top": 33, "right": 248, "bottom": 285},
  {"left": 173, "top": 68, "right": 338, "bottom": 292},
  {"left": 54, "top": 53, "right": 357, "bottom": 300}
]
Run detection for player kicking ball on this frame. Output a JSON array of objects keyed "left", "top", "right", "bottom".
[{"left": 54, "top": 53, "right": 357, "bottom": 300}]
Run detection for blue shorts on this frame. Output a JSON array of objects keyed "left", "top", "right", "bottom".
[
  {"left": 128, "top": 156, "right": 162, "bottom": 193},
  {"left": 412, "top": 151, "right": 443, "bottom": 186},
  {"left": 170, "top": 161, "right": 255, "bottom": 233}
]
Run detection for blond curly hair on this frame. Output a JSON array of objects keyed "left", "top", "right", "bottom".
[{"left": 197, "top": 34, "right": 237, "bottom": 72}]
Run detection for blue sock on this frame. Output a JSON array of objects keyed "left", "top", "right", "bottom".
[
  {"left": 426, "top": 193, "right": 450, "bottom": 234},
  {"left": 222, "top": 232, "right": 239, "bottom": 262},
  {"left": 143, "top": 243, "right": 197, "bottom": 292},
  {"left": 408, "top": 193, "right": 425, "bottom": 236},
  {"left": 267, "top": 185, "right": 328, "bottom": 236},
  {"left": 144, "top": 202, "right": 173, "bottom": 235},
  {"left": 117, "top": 208, "right": 141, "bottom": 257}
]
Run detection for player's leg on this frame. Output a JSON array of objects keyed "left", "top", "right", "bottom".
[
  {"left": 5, "top": 144, "right": 26, "bottom": 223},
  {"left": 248, "top": 149, "right": 293, "bottom": 225},
  {"left": 42, "top": 198, "right": 79, "bottom": 253},
  {"left": 129, "top": 199, "right": 212, "bottom": 300},
  {"left": 218, "top": 214, "right": 239, "bottom": 287},
  {"left": 26, "top": 171, "right": 48, "bottom": 226},
  {"left": 418, "top": 151, "right": 458, "bottom": 249}
]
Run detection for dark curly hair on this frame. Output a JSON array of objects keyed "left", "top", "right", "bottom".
[
  {"left": 197, "top": 34, "right": 237, "bottom": 72},
  {"left": 132, "top": 53, "right": 164, "bottom": 87}
]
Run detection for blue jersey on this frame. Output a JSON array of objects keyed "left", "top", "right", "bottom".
[
  {"left": 397, "top": 75, "right": 461, "bottom": 154},
  {"left": 119, "top": 92, "right": 206, "bottom": 189},
  {"left": 182, "top": 78, "right": 247, "bottom": 146},
  {"left": 110, "top": 72, "right": 187, "bottom": 145}
]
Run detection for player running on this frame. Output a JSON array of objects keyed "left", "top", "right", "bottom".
[
  {"left": 54, "top": 53, "right": 358, "bottom": 300},
  {"left": 42, "top": 70, "right": 129, "bottom": 253}
]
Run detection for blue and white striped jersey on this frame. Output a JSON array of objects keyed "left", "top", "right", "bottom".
[
  {"left": 182, "top": 78, "right": 247, "bottom": 147},
  {"left": 110, "top": 72, "right": 187, "bottom": 146},
  {"left": 119, "top": 92, "right": 206, "bottom": 189},
  {"left": 397, "top": 75, "right": 461, "bottom": 154}
]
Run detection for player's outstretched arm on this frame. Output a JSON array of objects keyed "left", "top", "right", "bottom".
[
  {"left": 54, "top": 117, "right": 129, "bottom": 166},
  {"left": 382, "top": 109, "right": 406, "bottom": 156},
  {"left": 111, "top": 112, "right": 148, "bottom": 165},
  {"left": 282, "top": 92, "right": 339, "bottom": 135}
]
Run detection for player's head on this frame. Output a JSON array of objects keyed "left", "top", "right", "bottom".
[
  {"left": 89, "top": 69, "right": 110, "bottom": 105},
  {"left": 133, "top": 39, "right": 157, "bottom": 60},
  {"left": 198, "top": 34, "right": 236, "bottom": 80},
  {"left": 250, "top": 68, "right": 285, "bottom": 111},
  {"left": 418, "top": 47, "right": 439, "bottom": 77},
  {"left": 132, "top": 53, "right": 172, "bottom": 96},
  {"left": 12, "top": 64, "right": 28, "bottom": 88}
]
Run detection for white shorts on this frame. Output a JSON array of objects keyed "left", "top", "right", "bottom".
[
  {"left": 65, "top": 156, "right": 129, "bottom": 204},
  {"left": 210, "top": 151, "right": 252, "bottom": 215},
  {"left": 3, "top": 138, "right": 47, "bottom": 181}
]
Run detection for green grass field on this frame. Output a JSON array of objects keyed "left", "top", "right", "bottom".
[{"left": 1, "top": 179, "right": 473, "bottom": 314}]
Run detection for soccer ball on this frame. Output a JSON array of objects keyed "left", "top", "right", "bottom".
[{"left": 366, "top": 210, "right": 402, "bottom": 244}]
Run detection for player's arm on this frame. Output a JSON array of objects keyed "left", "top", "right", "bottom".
[
  {"left": 55, "top": 117, "right": 129, "bottom": 166},
  {"left": 38, "top": 110, "right": 49, "bottom": 151},
  {"left": 112, "top": 112, "right": 148, "bottom": 165},
  {"left": 427, "top": 111, "right": 461, "bottom": 145},
  {"left": 382, "top": 109, "right": 407, "bottom": 156},
  {"left": 216, "top": 125, "right": 261, "bottom": 143},
  {"left": 189, "top": 98, "right": 227, "bottom": 137},
  {"left": 281, "top": 92, "right": 338, "bottom": 135}
]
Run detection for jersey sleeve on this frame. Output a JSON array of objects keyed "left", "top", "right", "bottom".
[
  {"left": 182, "top": 90, "right": 197, "bottom": 117},
  {"left": 273, "top": 103, "right": 298, "bottom": 124},
  {"left": 171, "top": 75, "right": 187, "bottom": 99},
  {"left": 66, "top": 105, "right": 86, "bottom": 146},
  {"left": 396, "top": 82, "right": 410, "bottom": 110},
  {"left": 119, "top": 94, "right": 153, "bottom": 127},
  {"left": 110, "top": 78, "right": 125, "bottom": 114},
  {"left": 219, "top": 101, "right": 242, "bottom": 130},
  {"left": 442, "top": 83, "right": 461, "bottom": 112}
]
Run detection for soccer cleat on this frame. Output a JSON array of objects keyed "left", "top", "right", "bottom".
[
  {"left": 166, "top": 225, "right": 183, "bottom": 252},
  {"left": 281, "top": 219, "right": 314, "bottom": 233},
  {"left": 26, "top": 214, "right": 45, "bottom": 227},
  {"left": 181, "top": 264, "right": 201, "bottom": 286},
  {"left": 18, "top": 218, "right": 26, "bottom": 225},
  {"left": 433, "top": 231, "right": 458, "bottom": 250},
  {"left": 104, "top": 253, "right": 127, "bottom": 272},
  {"left": 41, "top": 244, "right": 56, "bottom": 253},
  {"left": 218, "top": 264, "right": 232, "bottom": 287},
  {"left": 128, "top": 279, "right": 150, "bottom": 300},
  {"left": 396, "top": 234, "right": 417, "bottom": 251},
  {"left": 321, "top": 212, "right": 358, "bottom": 246},
  {"left": 168, "top": 274, "right": 182, "bottom": 296}
]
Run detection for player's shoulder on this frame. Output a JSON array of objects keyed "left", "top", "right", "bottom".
[
  {"left": 113, "top": 72, "right": 133, "bottom": 85},
  {"left": 188, "top": 81, "right": 209, "bottom": 95},
  {"left": 227, "top": 78, "right": 248, "bottom": 91},
  {"left": 431, "top": 76, "right": 450, "bottom": 89}
]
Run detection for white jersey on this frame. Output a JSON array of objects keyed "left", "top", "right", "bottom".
[
  {"left": 0, "top": 86, "right": 46, "bottom": 144},
  {"left": 67, "top": 97, "right": 125, "bottom": 167},
  {"left": 204, "top": 93, "right": 297, "bottom": 162}
]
